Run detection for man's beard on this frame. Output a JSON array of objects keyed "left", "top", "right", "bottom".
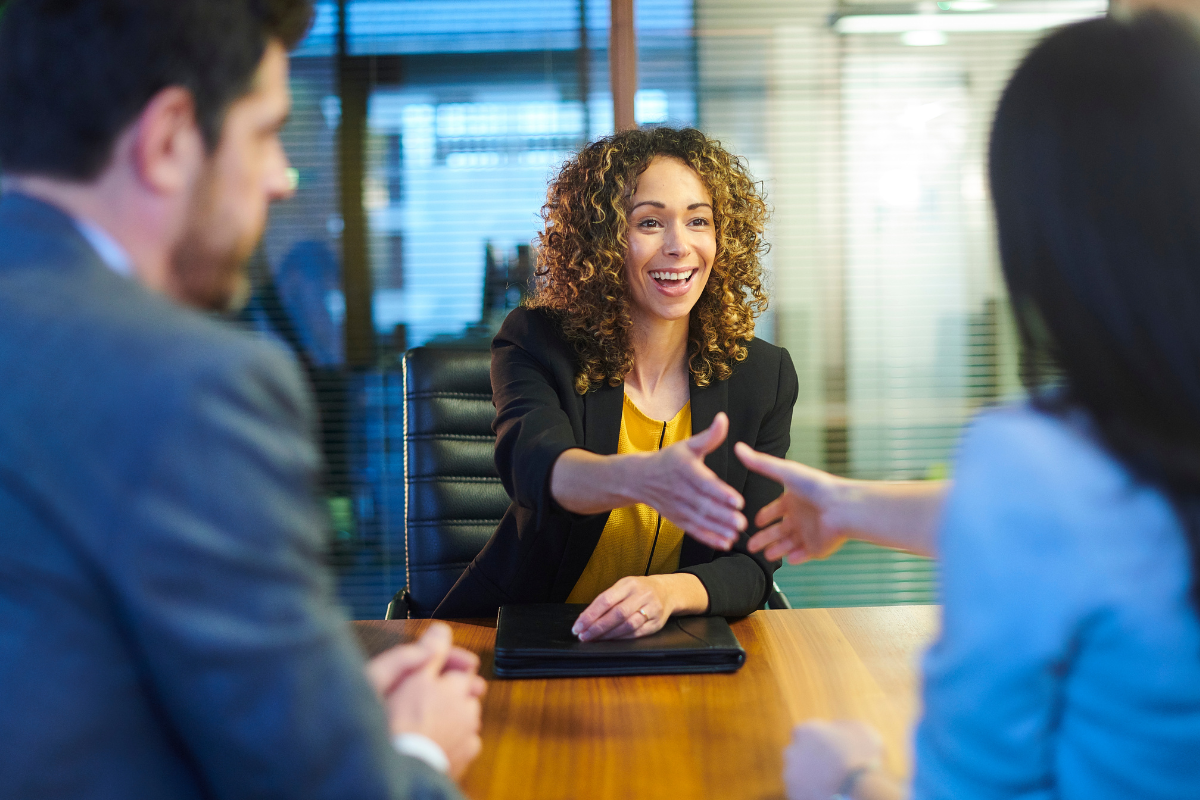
[{"left": 168, "top": 172, "right": 260, "bottom": 313}]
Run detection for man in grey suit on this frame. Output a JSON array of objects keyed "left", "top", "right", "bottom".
[{"left": 0, "top": 1, "right": 483, "bottom": 797}]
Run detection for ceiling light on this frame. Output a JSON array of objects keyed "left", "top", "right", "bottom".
[
  {"left": 832, "top": 0, "right": 1107, "bottom": 34},
  {"left": 902, "top": 30, "right": 949, "bottom": 45}
]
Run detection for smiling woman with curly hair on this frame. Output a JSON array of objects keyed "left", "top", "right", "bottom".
[
  {"left": 435, "top": 127, "right": 799, "bottom": 637},
  {"left": 532, "top": 126, "right": 770, "bottom": 394}
]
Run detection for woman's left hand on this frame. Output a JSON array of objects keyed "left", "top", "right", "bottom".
[
  {"left": 571, "top": 573, "right": 707, "bottom": 641},
  {"left": 783, "top": 720, "right": 884, "bottom": 800}
]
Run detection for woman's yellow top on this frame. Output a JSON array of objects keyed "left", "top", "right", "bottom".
[{"left": 565, "top": 394, "right": 692, "bottom": 605}]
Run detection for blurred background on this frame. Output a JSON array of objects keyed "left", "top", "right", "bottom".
[{"left": 245, "top": 0, "right": 1107, "bottom": 618}]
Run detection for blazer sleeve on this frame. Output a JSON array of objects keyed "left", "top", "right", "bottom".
[
  {"left": 101, "top": 340, "right": 465, "bottom": 800},
  {"left": 490, "top": 312, "right": 581, "bottom": 530},
  {"left": 678, "top": 348, "right": 799, "bottom": 617}
]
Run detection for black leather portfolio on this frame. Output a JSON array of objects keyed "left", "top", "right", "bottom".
[{"left": 493, "top": 603, "right": 746, "bottom": 679}]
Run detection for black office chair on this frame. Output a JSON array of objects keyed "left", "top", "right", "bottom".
[
  {"left": 385, "top": 346, "right": 792, "bottom": 617},
  {"left": 386, "top": 347, "right": 509, "bottom": 618}
]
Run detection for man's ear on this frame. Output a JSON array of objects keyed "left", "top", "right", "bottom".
[{"left": 130, "top": 86, "right": 205, "bottom": 195}]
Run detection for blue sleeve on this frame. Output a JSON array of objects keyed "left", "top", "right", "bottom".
[
  {"left": 99, "top": 341, "right": 464, "bottom": 800},
  {"left": 912, "top": 410, "right": 1090, "bottom": 800}
]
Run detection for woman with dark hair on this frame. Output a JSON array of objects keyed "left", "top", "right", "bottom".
[
  {"left": 434, "top": 127, "right": 798, "bottom": 640},
  {"left": 736, "top": 11, "right": 1200, "bottom": 800}
]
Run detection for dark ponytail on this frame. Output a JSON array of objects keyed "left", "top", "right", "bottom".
[{"left": 991, "top": 11, "right": 1200, "bottom": 615}]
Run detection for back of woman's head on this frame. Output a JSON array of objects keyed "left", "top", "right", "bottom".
[{"left": 991, "top": 11, "right": 1200, "bottom": 611}]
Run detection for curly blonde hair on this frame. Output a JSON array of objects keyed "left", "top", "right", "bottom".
[{"left": 529, "top": 127, "right": 770, "bottom": 395}]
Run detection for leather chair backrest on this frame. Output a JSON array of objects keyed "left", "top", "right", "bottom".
[{"left": 403, "top": 347, "right": 509, "bottom": 617}]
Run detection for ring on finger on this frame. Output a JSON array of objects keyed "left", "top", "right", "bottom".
[{"left": 636, "top": 607, "right": 651, "bottom": 622}]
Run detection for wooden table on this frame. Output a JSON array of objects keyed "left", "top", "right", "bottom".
[{"left": 354, "top": 606, "right": 939, "bottom": 800}]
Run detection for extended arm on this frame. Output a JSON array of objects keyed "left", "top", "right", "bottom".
[
  {"left": 734, "top": 444, "right": 947, "bottom": 561},
  {"left": 549, "top": 411, "right": 747, "bottom": 548}
]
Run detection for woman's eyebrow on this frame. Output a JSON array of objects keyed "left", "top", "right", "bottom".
[{"left": 630, "top": 200, "right": 713, "bottom": 211}]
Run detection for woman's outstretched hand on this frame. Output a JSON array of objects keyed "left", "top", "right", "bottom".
[
  {"left": 733, "top": 442, "right": 946, "bottom": 562},
  {"left": 638, "top": 411, "right": 746, "bottom": 550},
  {"left": 733, "top": 443, "right": 850, "bottom": 564},
  {"left": 549, "top": 412, "right": 746, "bottom": 549}
]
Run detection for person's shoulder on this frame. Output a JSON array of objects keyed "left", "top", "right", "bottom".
[
  {"left": 496, "top": 305, "right": 564, "bottom": 341},
  {"left": 730, "top": 336, "right": 797, "bottom": 398},
  {"left": 959, "top": 402, "right": 1116, "bottom": 485},
  {"left": 92, "top": 289, "right": 308, "bottom": 427},
  {"left": 493, "top": 306, "right": 575, "bottom": 366},
  {"left": 160, "top": 311, "right": 306, "bottom": 413},
  {"left": 950, "top": 401, "right": 1168, "bottom": 556},
  {"left": 742, "top": 335, "right": 783, "bottom": 358},
  {"left": 739, "top": 336, "right": 794, "bottom": 373}
]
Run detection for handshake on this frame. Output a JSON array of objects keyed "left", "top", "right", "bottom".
[{"left": 605, "top": 411, "right": 933, "bottom": 564}]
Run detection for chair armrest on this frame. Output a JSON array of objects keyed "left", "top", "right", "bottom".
[
  {"left": 766, "top": 581, "right": 792, "bottom": 610},
  {"left": 385, "top": 588, "right": 412, "bottom": 619}
]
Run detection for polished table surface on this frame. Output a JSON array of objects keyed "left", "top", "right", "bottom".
[{"left": 354, "top": 606, "right": 939, "bottom": 800}]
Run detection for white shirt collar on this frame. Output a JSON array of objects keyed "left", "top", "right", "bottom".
[{"left": 73, "top": 217, "right": 134, "bottom": 278}]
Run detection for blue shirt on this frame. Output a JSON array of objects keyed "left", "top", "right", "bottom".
[{"left": 913, "top": 404, "right": 1200, "bottom": 800}]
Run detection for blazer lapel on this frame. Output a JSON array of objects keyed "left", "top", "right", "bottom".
[
  {"left": 689, "top": 376, "right": 729, "bottom": 477},
  {"left": 550, "top": 380, "right": 625, "bottom": 599},
  {"left": 583, "top": 380, "right": 624, "bottom": 455},
  {"left": 681, "top": 375, "right": 730, "bottom": 568}
]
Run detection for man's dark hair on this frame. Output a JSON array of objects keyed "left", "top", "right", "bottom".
[
  {"left": 991, "top": 11, "right": 1200, "bottom": 616},
  {"left": 0, "top": 0, "right": 314, "bottom": 180}
]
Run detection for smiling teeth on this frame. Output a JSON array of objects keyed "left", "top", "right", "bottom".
[{"left": 650, "top": 270, "right": 695, "bottom": 281}]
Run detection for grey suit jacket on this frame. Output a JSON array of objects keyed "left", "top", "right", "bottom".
[{"left": 0, "top": 193, "right": 464, "bottom": 800}]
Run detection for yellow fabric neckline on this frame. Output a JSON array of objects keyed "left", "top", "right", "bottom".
[{"left": 622, "top": 393, "right": 690, "bottom": 427}]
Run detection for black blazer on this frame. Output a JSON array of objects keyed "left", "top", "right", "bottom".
[{"left": 434, "top": 306, "right": 799, "bottom": 619}]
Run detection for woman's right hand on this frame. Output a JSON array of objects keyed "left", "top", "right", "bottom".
[
  {"left": 734, "top": 442, "right": 945, "bottom": 561},
  {"left": 635, "top": 411, "right": 746, "bottom": 550},
  {"left": 549, "top": 412, "right": 746, "bottom": 549}
]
